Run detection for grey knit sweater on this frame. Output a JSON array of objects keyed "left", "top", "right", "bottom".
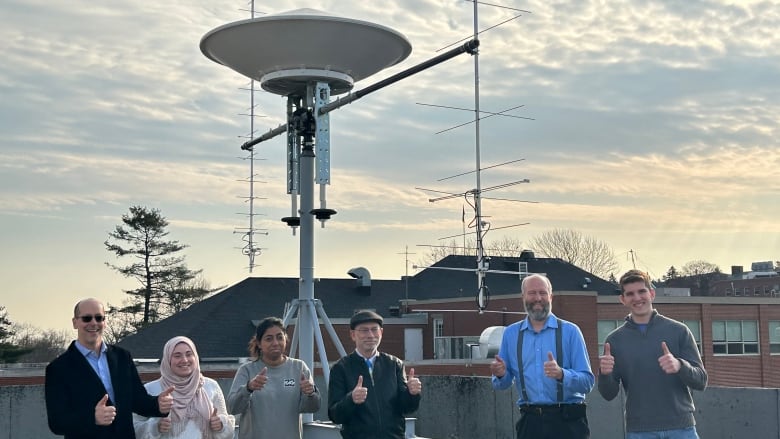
[{"left": 598, "top": 311, "right": 707, "bottom": 432}]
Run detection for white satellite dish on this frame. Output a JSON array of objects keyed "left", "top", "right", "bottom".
[{"left": 200, "top": 8, "right": 412, "bottom": 96}]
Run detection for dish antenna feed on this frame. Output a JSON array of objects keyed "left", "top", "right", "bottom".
[{"left": 201, "top": 8, "right": 477, "bottom": 407}]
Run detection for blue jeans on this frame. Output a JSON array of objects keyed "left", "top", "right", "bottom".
[{"left": 626, "top": 427, "right": 699, "bottom": 439}]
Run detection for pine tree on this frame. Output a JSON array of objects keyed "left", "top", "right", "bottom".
[
  {"left": 105, "top": 206, "right": 213, "bottom": 336},
  {"left": 0, "top": 307, "right": 32, "bottom": 363},
  {"left": 663, "top": 266, "right": 680, "bottom": 281}
]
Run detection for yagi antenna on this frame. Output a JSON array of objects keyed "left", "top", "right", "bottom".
[
  {"left": 436, "top": 222, "right": 531, "bottom": 241},
  {"left": 414, "top": 1, "right": 534, "bottom": 313},
  {"left": 418, "top": 178, "right": 533, "bottom": 202},
  {"left": 436, "top": 1, "right": 531, "bottom": 53},
  {"left": 423, "top": 104, "right": 535, "bottom": 135}
]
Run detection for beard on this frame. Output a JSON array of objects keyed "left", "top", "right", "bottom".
[{"left": 524, "top": 300, "right": 551, "bottom": 321}]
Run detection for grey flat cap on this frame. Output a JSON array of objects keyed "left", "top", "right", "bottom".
[{"left": 350, "top": 310, "right": 384, "bottom": 329}]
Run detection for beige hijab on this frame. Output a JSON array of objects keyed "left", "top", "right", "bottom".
[{"left": 160, "top": 336, "right": 213, "bottom": 438}]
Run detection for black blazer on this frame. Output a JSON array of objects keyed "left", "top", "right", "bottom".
[
  {"left": 45, "top": 341, "right": 163, "bottom": 439},
  {"left": 328, "top": 351, "right": 421, "bottom": 439}
]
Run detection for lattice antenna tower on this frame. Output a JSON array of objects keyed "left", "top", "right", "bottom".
[{"left": 233, "top": 0, "right": 269, "bottom": 272}]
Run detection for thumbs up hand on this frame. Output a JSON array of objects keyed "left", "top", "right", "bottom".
[
  {"left": 658, "top": 341, "right": 681, "bottom": 374},
  {"left": 157, "top": 386, "right": 175, "bottom": 414},
  {"left": 94, "top": 394, "right": 116, "bottom": 426},
  {"left": 599, "top": 342, "right": 615, "bottom": 375},
  {"left": 300, "top": 372, "right": 315, "bottom": 396},
  {"left": 158, "top": 415, "right": 172, "bottom": 433},
  {"left": 248, "top": 367, "right": 269, "bottom": 392},
  {"left": 544, "top": 351, "right": 563, "bottom": 380},
  {"left": 407, "top": 367, "right": 422, "bottom": 395},
  {"left": 351, "top": 375, "right": 368, "bottom": 405},
  {"left": 490, "top": 355, "right": 506, "bottom": 378},
  {"left": 209, "top": 407, "right": 223, "bottom": 431}
]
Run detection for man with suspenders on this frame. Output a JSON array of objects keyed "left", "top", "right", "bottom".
[{"left": 491, "top": 273, "right": 595, "bottom": 439}]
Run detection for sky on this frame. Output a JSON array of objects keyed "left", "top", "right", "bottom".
[{"left": 1, "top": 0, "right": 778, "bottom": 335}]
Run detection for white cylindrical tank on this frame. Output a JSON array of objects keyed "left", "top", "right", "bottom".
[{"left": 478, "top": 326, "right": 505, "bottom": 359}]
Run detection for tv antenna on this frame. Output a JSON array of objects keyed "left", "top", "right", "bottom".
[
  {"left": 201, "top": 8, "right": 477, "bottom": 409},
  {"left": 398, "top": 245, "right": 417, "bottom": 300},
  {"left": 415, "top": 1, "right": 534, "bottom": 314}
]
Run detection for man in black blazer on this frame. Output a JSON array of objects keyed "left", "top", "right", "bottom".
[
  {"left": 328, "top": 310, "right": 422, "bottom": 439},
  {"left": 45, "top": 298, "right": 174, "bottom": 438}
]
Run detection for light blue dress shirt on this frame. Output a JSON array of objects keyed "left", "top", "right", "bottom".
[
  {"left": 75, "top": 341, "right": 116, "bottom": 403},
  {"left": 356, "top": 351, "right": 377, "bottom": 384},
  {"left": 491, "top": 313, "right": 595, "bottom": 406}
]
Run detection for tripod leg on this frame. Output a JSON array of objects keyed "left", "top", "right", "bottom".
[
  {"left": 314, "top": 300, "right": 347, "bottom": 358},
  {"left": 282, "top": 300, "right": 300, "bottom": 358},
  {"left": 305, "top": 300, "right": 331, "bottom": 387}
]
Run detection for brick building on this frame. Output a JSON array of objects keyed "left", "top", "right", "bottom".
[{"left": 107, "top": 254, "right": 780, "bottom": 388}]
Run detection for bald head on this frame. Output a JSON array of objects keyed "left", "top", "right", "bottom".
[
  {"left": 73, "top": 298, "right": 105, "bottom": 318},
  {"left": 72, "top": 298, "right": 107, "bottom": 350},
  {"left": 521, "top": 274, "right": 552, "bottom": 295}
]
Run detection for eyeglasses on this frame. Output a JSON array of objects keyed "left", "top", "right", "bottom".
[
  {"left": 78, "top": 314, "right": 105, "bottom": 323},
  {"left": 355, "top": 327, "right": 381, "bottom": 335},
  {"left": 524, "top": 290, "right": 550, "bottom": 298}
]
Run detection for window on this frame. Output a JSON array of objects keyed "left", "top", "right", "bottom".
[
  {"left": 597, "top": 320, "right": 622, "bottom": 353},
  {"left": 433, "top": 318, "right": 443, "bottom": 338},
  {"left": 769, "top": 321, "right": 780, "bottom": 354},
  {"left": 712, "top": 320, "right": 759, "bottom": 355},
  {"left": 681, "top": 320, "right": 702, "bottom": 353},
  {"left": 432, "top": 317, "right": 444, "bottom": 359}
]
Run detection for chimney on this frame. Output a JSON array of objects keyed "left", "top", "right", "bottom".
[
  {"left": 731, "top": 266, "right": 743, "bottom": 277},
  {"left": 519, "top": 249, "right": 535, "bottom": 260},
  {"left": 347, "top": 267, "right": 371, "bottom": 288}
]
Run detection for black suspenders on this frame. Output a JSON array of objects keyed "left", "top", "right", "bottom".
[{"left": 516, "top": 318, "right": 564, "bottom": 403}]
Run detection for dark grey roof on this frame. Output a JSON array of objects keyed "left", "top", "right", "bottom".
[
  {"left": 116, "top": 276, "right": 406, "bottom": 359},
  {"left": 117, "top": 255, "right": 616, "bottom": 358},
  {"left": 408, "top": 254, "right": 617, "bottom": 299}
]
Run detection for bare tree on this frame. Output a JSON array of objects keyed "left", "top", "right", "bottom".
[
  {"left": 417, "top": 235, "right": 526, "bottom": 267},
  {"left": 484, "top": 236, "right": 526, "bottom": 256},
  {"left": 417, "top": 238, "right": 474, "bottom": 267},
  {"left": 681, "top": 260, "right": 721, "bottom": 276},
  {"left": 673, "top": 260, "right": 723, "bottom": 296},
  {"left": 161, "top": 274, "right": 223, "bottom": 315},
  {"left": 528, "top": 229, "right": 619, "bottom": 279},
  {"left": 11, "top": 323, "right": 69, "bottom": 363},
  {"left": 103, "top": 301, "right": 144, "bottom": 344}
]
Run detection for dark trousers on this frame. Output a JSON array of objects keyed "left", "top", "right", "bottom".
[{"left": 516, "top": 404, "right": 590, "bottom": 439}]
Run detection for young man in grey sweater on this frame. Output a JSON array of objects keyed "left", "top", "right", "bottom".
[{"left": 598, "top": 269, "right": 708, "bottom": 439}]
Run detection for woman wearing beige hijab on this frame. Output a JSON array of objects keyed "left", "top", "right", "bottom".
[{"left": 134, "top": 336, "right": 235, "bottom": 438}]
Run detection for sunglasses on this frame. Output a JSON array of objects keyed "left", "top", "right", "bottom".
[{"left": 78, "top": 314, "right": 105, "bottom": 323}]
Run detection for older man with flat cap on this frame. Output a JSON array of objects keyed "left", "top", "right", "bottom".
[{"left": 328, "top": 310, "right": 422, "bottom": 439}]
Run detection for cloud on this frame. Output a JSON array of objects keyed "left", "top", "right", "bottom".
[{"left": 2, "top": 0, "right": 780, "bottom": 332}]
